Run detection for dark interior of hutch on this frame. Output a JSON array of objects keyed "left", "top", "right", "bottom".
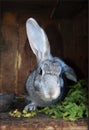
[{"left": 0, "top": 0, "right": 88, "bottom": 129}]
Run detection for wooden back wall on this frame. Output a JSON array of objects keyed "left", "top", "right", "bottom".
[{"left": 0, "top": 9, "right": 88, "bottom": 95}]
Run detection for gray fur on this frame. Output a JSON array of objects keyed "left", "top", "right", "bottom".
[{"left": 24, "top": 18, "right": 77, "bottom": 111}]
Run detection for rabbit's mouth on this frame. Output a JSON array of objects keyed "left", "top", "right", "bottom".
[
  {"left": 42, "top": 87, "right": 60, "bottom": 102},
  {"left": 39, "top": 80, "right": 61, "bottom": 102}
]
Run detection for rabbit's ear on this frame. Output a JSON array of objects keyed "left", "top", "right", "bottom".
[
  {"left": 55, "top": 58, "right": 77, "bottom": 82},
  {"left": 26, "top": 18, "right": 51, "bottom": 62},
  {"left": 63, "top": 65, "right": 77, "bottom": 82}
]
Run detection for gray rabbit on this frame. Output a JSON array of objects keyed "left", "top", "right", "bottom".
[{"left": 24, "top": 18, "right": 77, "bottom": 111}]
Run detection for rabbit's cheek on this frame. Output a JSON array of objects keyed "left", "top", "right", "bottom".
[
  {"left": 59, "top": 77, "right": 64, "bottom": 88},
  {"left": 34, "top": 80, "right": 41, "bottom": 91},
  {"left": 53, "top": 86, "right": 61, "bottom": 99}
]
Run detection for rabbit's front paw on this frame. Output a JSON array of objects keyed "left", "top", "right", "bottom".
[{"left": 24, "top": 102, "right": 37, "bottom": 111}]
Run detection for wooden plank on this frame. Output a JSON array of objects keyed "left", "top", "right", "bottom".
[
  {"left": 0, "top": 114, "right": 88, "bottom": 130},
  {"left": 0, "top": 12, "right": 19, "bottom": 93}
]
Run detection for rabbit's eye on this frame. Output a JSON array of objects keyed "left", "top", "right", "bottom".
[{"left": 39, "top": 68, "right": 42, "bottom": 75}]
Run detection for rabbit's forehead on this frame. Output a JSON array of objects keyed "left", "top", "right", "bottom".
[{"left": 40, "top": 60, "right": 61, "bottom": 73}]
